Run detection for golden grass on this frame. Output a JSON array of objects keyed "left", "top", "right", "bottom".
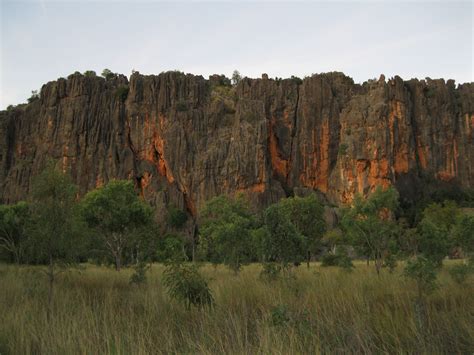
[{"left": 0, "top": 261, "right": 473, "bottom": 354}]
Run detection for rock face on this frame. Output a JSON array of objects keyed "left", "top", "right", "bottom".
[{"left": 1, "top": 71, "right": 473, "bottom": 218}]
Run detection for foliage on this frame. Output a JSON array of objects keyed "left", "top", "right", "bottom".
[
  {"left": 28, "top": 162, "right": 86, "bottom": 312},
  {"left": 276, "top": 194, "right": 326, "bottom": 266},
  {"left": 259, "top": 262, "right": 282, "bottom": 282},
  {"left": 262, "top": 203, "right": 304, "bottom": 267},
  {"left": 338, "top": 143, "right": 348, "bottom": 156},
  {"left": 199, "top": 195, "right": 255, "bottom": 272},
  {"left": 290, "top": 76, "right": 303, "bottom": 85},
  {"left": 418, "top": 201, "right": 459, "bottom": 264},
  {"left": 321, "top": 247, "right": 354, "bottom": 271},
  {"left": 167, "top": 205, "right": 188, "bottom": 229},
  {"left": 404, "top": 256, "right": 438, "bottom": 298},
  {"left": 129, "top": 262, "right": 150, "bottom": 285},
  {"left": 162, "top": 261, "right": 214, "bottom": 309},
  {"left": 115, "top": 85, "right": 129, "bottom": 103},
  {"left": 101, "top": 68, "right": 115, "bottom": 80},
  {"left": 156, "top": 234, "right": 185, "bottom": 262},
  {"left": 0, "top": 202, "right": 30, "bottom": 264},
  {"left": 341, "top": 186, "right": 399, "bottom": 274},
  {"left": 27, "top": 90, "right": 39, "bottom": 104},
  {"left": 450, "top": 214, "right": 474, "bottom": 256},
  {"left": 448, "top": 263, "right": 472, "bottom": 285},
  {"left": 231, "top": 70, "right": 242, "bottom": 86},
  {"left": 80, "top": 180, "right": 153, "bottom": 271},
  {"left": 270, "top": 304, "right": 290, "bottom": 326},
  {"left": 83, "top": 70, "right": 96, "bottom": 77}
]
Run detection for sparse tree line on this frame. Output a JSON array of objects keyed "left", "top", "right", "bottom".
[{"left": 1, "top": 162, "right": 473, "bottom": 311}]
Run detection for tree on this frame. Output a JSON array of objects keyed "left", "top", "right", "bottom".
[
  {"left": 418, "top": 201, "right": 459, "bottom": 265},
  {"left": 199, "top": 195, "right": 255, "bottom": 273},
  {"left": 80, "top": 180, "right": 153, "bottom": 271},
  {"left": 0, "top": 202, "right": 30, "bottom": 264},
  {"left": 27, "top": 90, "right": 39, "bottom": 103},
  {"left": 450, "top": 213, "right": 474, "bottom": 259},
  {"left": 83, "top": 70, "right": 96, "bottom": 77},
  {"left": 28, "top": 162, "right": 85, "bottom": 314},
  {"left": 101, "top": 68, "right": 115, "bottom": 80},
  {"left": 231, "top": 70, "right": 242, "bottom": 86},
  {"left": 277, "top": 194, "right": 326, "bottom": 267},
  {"left": 262, "top": 203, "right": 304, "bottom": 268},
  {"left": 341, "top": 186, "right": 399, "bottom": 275}
]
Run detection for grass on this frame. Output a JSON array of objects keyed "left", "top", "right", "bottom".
[{"left": 0, "top": 261, "right": 473, "bottom": 354}]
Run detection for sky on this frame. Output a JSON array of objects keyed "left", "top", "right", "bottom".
[{"left": 0, "top": 0, "right": 472, "bottom": 109}]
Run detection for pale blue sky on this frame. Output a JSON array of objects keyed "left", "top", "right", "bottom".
[{"left": 1, "top": 0, "right": 472, "bottom": 109}]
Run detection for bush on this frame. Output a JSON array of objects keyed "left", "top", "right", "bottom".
[
  {"left": 167, "top": 206, "right": 187, "bottom": 229},
  {"left": 290, "top": 76, "right": 303, "bottom": 85},
  {"left": 383, "top": 254, "right": 398, "bottom": 273},
  {"left": 321, "top": 248, "right": 354, "bottom": 271},
  {"left": 83, "top": 70, "right": 96, "bottom": 77},
  {"left": 338, "top": 143, "right": 348, "bottom": 156},
  {"left": 404, "top": 256, "right": 438, "bottom": 297},
  {"left": 27, "top": 90, "right": 39, "bottom": 104},
  {"left": 259, "top": 262, "right": 282, "bottom": 282},
  {"left": 270, "top": 304, "right": 290, "bottom": 326},
  {"left": 115, "top": 86, "right": 129, "bottom": 103},
  {"left": 162, "top": 261, "right": 214, "bottom": 309},
  {"left": 129, "top": 262, "right": 149, "bottom": 285},
  {"left": 448, "top": 263, "right": 472, "bottom": 285},
  {"left": 101, "top": 68, "right": 115, "bottom": 80}
]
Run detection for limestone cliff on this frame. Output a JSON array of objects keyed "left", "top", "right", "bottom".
[{"left": 1, "top": 71, "right": 473, "bottom": 218}]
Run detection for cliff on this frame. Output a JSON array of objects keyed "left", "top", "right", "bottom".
[{"left": 1, "top": 71, "right": 473, "bottom": 218}]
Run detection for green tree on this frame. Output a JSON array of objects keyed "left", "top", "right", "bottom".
[
  {"left": 262, "top": 203, "right": 304, "bottom": 268},
  {"left": 0, "top": 201, "right": 30, "bottom": 264},
  {"left": 278, "top": 194, "right": 326, "bottom": 267},
  {"left": 101, "top": 68, "right": 115, "bottom": 80},
  {"left": 231, "top": 70, "right": 242, "bottom": 86},
  {"left": 341, "top": 186, "right": 399, "bottom": 275},
  {"left": 451, "top": 213, "right": 474, "bottom": 258},
  {"left": 27, "top": 90, "right": 39, "bottom": 103},
  {"left": 28, "top": 162, "right": 85, "bottom": 313},
  {"left": 418, "top": 201, "right": 459, "bottom": 265},
  {"left": 199, "top": 195, "right": 255, "bottom": 273},
  {"left": 80, "top": 180, "right": 153, "bottom": 271}
]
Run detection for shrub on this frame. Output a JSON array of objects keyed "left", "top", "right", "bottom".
[
  {"left": 338, "top": 143, "right": 348, "bottom": 156},
  {"left": 270, "top": 304, "right": 290, "bottom": 326},
  {"left": 115, "top": 86, "right": 129, "bottom": 103},
  {"left": 101, "top": 68, "right": 115, "bottom": 80},
  {"left": 448, "top": 263, "right": 472, "bottom": 285},
  {"left": 167, "top": 206, "right": 187, "bottom": 229},
  {"left": 27, "top": 90, "right": 39, "bottom": 104},
  {"left": 259, "top": 262, "right": 282, "bottom": 282},
  {"left": 129, "top": 262, "right": 149, "bottom": 285},
  {"left": 162, "top": 261, "right": 214, "bottom": 309},
  {"left": 321, "top": 248, "right": 354, "bottom": 271},
  {"left": 404, "top": 256, "right": 438, "bottom": 298},
  {"left": 290, "top": 76, "right": 303, "bottom": 85},
  {"left": 83, "top": 70, "right": 97, "bottom": 77},
  {"left": 383, "top": 254, "right": 398, "bottom": 273}
]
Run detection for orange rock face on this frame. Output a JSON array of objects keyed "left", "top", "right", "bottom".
[{"left": 1, "top": 72, "right": 472, "bottom": 219}]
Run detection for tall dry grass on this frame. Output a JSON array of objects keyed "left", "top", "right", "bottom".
[{"left": 0, "top": 261, "right": 472, "bottom": 354}]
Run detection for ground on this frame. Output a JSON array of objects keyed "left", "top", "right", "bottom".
[{"left": 0, "top": 261, "right": 472, "bottom": 354}]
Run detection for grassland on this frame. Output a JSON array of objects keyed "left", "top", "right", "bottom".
[{"left": 0, "top": 261, "right": 473, "bottom": 354}]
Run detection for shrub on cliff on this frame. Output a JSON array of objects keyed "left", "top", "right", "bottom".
[
  {"left": 83, "top": 70, "right": 96, "bottom": 77},
  {"left": 115, "top": 85, "right": 129, "bottom": 103}
]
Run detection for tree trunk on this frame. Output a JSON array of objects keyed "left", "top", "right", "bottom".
[
  {"left": 306, "top": 250, "right": 310, "bottom": 269},
  {"left": 115, "top": 254, "right": 121, "bottom": 271},
  {"left": 374, "top": 255, "right": 382, "bottom": 276},
  {"left": 47, "top": 254, "right": 54, "bottom": 320}
]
